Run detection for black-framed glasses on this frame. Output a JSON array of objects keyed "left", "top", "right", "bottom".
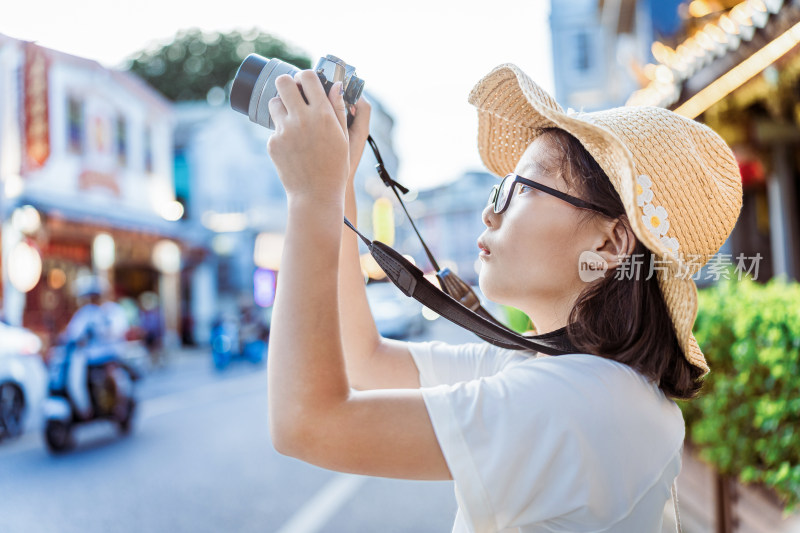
[{"left": 488, "top": 174, "right": 613, "bottom": 217}]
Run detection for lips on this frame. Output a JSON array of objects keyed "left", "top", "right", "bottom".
[{"left": 477, "top": 239, "right": 491, "bottom": 256}]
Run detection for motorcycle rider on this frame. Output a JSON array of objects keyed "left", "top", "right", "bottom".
[{"left": 62, "top": 276, "right": 127, "bottom": 418}]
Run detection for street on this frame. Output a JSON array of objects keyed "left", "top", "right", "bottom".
[{"left": 0, "top": 319, "right": 470, "bottom": 533}]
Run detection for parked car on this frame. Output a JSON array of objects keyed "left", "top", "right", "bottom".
[
  {"left": 366, "top": 281, "right": 426, "bottom": 339},
  {"left": 0, "top": 321, "right": 46, "bottom": 441}
]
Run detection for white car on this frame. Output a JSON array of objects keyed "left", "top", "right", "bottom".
[
  {"left": 0, "top": 322, "right": 46, "bottom": 440},
  {"left": 366, "top": 282, "right": 427, "bottom": 339}
]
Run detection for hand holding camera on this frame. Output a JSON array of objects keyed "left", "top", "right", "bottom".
[
  {"left": 266, "top": 71, "right": 350, "bottom": 200},
  {"left": 231, "top": 54, "right": 364, "bottom": 129},
  {"left": 230, "top": 54, "right": 368, "bottom": 199}
]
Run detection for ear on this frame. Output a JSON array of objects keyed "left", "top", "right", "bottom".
[{"left": 591, "top": 216, "right": 636, "bottom": 270}]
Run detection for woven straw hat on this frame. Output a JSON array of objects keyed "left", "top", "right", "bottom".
[{"left": 468, "top": 64, "right": 743, "bottom": 376}]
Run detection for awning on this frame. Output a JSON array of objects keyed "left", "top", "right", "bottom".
[{"left": 13, "top": 191, "right": 209, "bottom": 249}]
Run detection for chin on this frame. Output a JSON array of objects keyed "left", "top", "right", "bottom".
[
  {"left": 477, "top": 274, "right": 489, "bottom": 299},
  {"left": 478, "top": 271, "right": 507, "bottom": 306}
]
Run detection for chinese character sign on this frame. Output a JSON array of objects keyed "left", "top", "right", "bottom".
[{"left": 23, "top": 43, "right": 50, "bottom": 170}]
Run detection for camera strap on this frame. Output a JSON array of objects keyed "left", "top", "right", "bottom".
[
  {"left": 341, "top": 136, "right": 579, "bottom": 356},
  {"left": 344, "top": 218, "right": 576, "bottom": 355}
]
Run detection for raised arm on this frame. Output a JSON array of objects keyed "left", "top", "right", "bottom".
[
  {"left": 337, "top": 99, "right": 421, "bottom": 391},
  {"left": 265, "top": 71, "right": 449, "bottom": 480}
]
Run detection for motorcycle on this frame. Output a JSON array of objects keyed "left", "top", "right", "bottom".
[
  {"left": 43, "top": 339, "right": 139, "bottom": 453},
  {"left": 210, "top": 314, "right": 267, "bottom": 371}
]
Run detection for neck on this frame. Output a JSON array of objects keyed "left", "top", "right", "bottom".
[{"left": 523, "top": 292, "right": 577, "bottom": 335}]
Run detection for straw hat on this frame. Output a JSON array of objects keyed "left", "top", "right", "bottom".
[{"left": 468, "top": 64, "right": 743, "bottom": 376}]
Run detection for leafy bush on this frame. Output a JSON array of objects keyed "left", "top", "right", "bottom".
[{"left": 684, "top": 274, "right": 800, "bottom": 512}]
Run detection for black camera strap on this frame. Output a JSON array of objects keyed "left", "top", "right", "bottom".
[
  {"left": 344, "top": 218, "right": 576, "bottom": 355},
  {"left": 342, "top": 136, "right": 579, "bottom": 356}
]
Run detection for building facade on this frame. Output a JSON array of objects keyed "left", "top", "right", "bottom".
[
  {"left": 550, "top": 0, "right": 684, "bottom": 110},
  {"left": 0, "top": 35, "right": 194, "bottom": 348},
  {"left": 628, "top": 0, "right": 800, "bottom": 283},
  {"left": 550, "top": 0, "right": 800, "bottom": 285}
]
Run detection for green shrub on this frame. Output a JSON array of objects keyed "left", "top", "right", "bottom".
[{"left": 685, "top": 274, "right": 800, "bottom": 513}]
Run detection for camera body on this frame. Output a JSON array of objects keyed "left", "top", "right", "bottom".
[{"left": 230, "top": 54, "right": 365, "bottom": 130}]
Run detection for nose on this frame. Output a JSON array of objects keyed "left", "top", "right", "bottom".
[{"left": 482, "top": 203, "right": 498, "bottom": 228}]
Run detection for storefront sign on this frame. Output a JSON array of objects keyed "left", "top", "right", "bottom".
[
  {"left": 23, "top": 43, "right": 50, "bottom": 170},
  {"left": 78, "top": 169, "right": 121, "bottom": 196},
  {"left": 254, "top": 268, "right": 276, "bottom": 308}
]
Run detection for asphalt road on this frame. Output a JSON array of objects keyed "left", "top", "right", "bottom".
[{"left": 0, "top": 318, "right": 470, "bottom": 533}]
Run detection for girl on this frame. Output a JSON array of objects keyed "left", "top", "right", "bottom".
[{"left": 264, "top": 64, "right": 742, "bottom": 532}]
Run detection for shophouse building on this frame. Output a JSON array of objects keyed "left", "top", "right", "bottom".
[{"left": 0, "top": 35, "right": 202, "bottom": 348}]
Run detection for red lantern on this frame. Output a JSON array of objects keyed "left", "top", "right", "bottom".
[{"left": 737, "top": 158, "right": 765, "bottom": 188}]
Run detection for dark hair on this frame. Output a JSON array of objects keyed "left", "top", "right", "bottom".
[{"left": 541, "top": 128, "right": 705, "bottom": 401}]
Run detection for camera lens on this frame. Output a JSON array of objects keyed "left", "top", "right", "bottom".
[
  {"left": 230, "top": 54, "right": 299, "bottom": 129},
  {"left": 230, "top": 54, "right": 267, "bottom": 116},
  {"left": 344, "top": 76, "right": 365, "bottom": 105}
]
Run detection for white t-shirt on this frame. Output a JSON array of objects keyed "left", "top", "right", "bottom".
[{"left": 407, "top": 341, "right": 684, "bottom": 533}]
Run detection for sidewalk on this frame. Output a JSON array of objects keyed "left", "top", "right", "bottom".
[{"left": 666, "top": 446, "right": 800, "bottom": 533}]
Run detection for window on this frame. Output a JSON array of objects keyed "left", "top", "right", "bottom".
[
  {"left": 174, "top": 146, "right": 191, "bottom": 209},
  {"left": 144, "top": 125, "right": 153, "bottom": 173},
  {"left": 218, "top": 256, "right": 235, "bottom": 292},
  {"left": 116, "top": 116, "right": 127, "bottom": 166},
  {"left": 575, "top": 32, "right": 590, "bottom": 72},
  {"left": 67, "top": 96, "right": 84, "bottom": 153}
]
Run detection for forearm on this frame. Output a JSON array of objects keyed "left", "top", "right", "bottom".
[
  {"left": 338, "top": 181, "right": 382, "bottom": 384},
  {"left": 268, "top": 195, "right": 350, "bottom": 440}
]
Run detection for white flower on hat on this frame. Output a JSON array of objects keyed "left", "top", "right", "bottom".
[
  {"left": 642, "top": 203, "right": 670, "bottom": 237},
  {"left": 636, "top": 174, "right": 654, "bottom": 207},
  {"left": 635, "top": 172, "right": 681, "bottom": 259},
  {"left": 660, "top": 235, "right": 680, "bottom": 257}
]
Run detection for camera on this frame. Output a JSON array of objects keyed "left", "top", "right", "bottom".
[{"left": 230, "top": 54, "right": 365, "bottom": 130}]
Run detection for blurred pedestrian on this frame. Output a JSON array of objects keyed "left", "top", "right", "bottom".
[
  {"left": 261, "top": 65, "right": 742, "bottom": 532},
  {"left": 139, "top": 291, "right": 164, "bottom": 368},
  {"left": 118, "top": 296, "right": 143, "bottom": 339},
  {"left": 239, "top": 305, "right": 268, "bottom": 345},
  {"left": 180, "top": 310, "right": 195, "bottom": 346}
]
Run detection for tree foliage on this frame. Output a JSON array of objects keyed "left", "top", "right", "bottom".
[{"left": 123, "top": 28, "right": 311, "bottom": 102}]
